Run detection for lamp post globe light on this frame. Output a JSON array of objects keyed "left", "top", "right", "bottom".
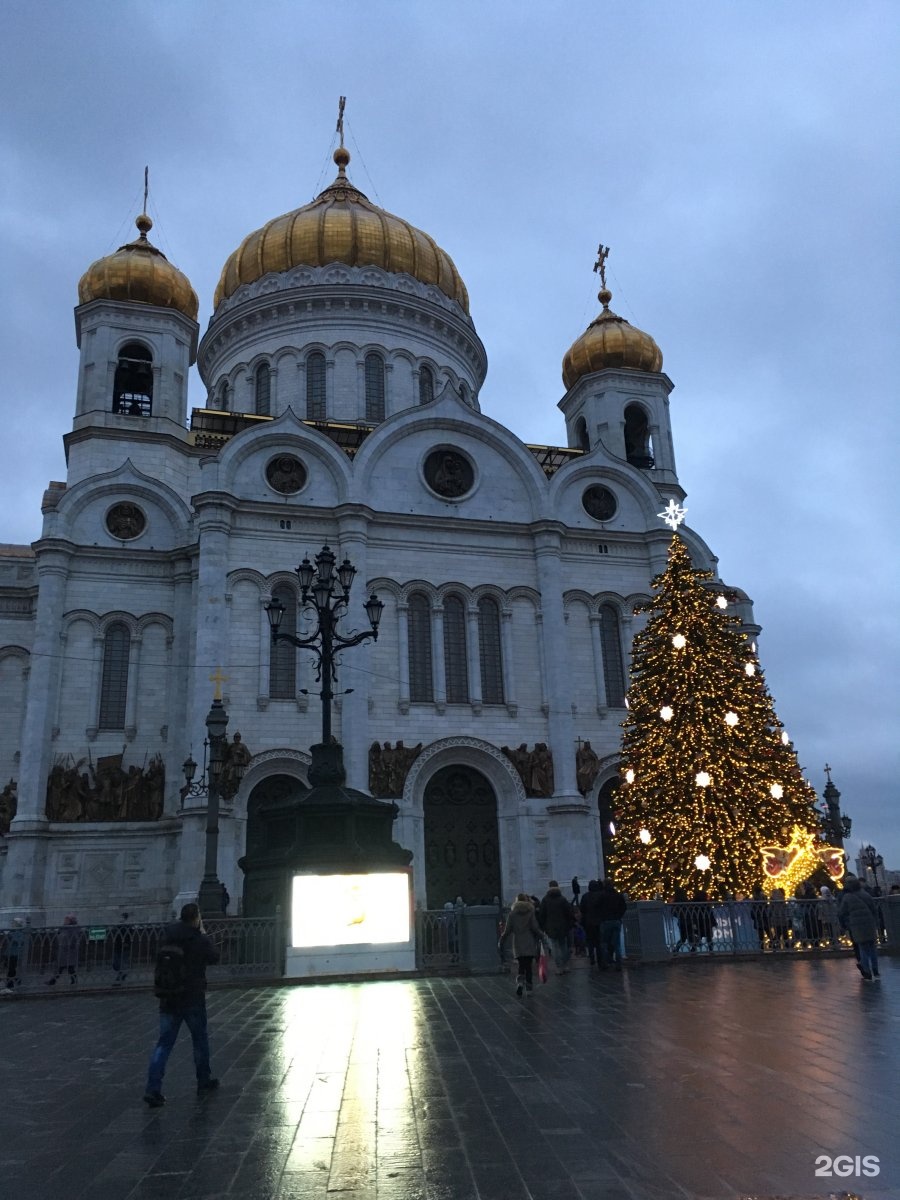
[{"left": 265, "top": 545, "right": 383, "bottom": 751}]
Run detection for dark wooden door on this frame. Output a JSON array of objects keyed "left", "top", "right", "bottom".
[{"left": 423, "top": 765, "right": 500, "bottom": 908}]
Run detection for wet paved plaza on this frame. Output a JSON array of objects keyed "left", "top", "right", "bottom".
[{"left": 2, "top": 956, "right": 899, "bottom": 1200}]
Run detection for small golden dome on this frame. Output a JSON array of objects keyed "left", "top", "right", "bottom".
[
  {"left": 214, "top": 148, "right": 468, "bottom": 313},
  {"left": 562, "top": 287, "right": 662, "bottom": 389},
  {"left": 78, "top": 214, "right": 198, "bottom": 321}
]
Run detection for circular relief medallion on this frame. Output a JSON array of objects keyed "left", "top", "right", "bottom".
[
  {"left": 266, "top": 454, "right": 307, "bottom": 495},
  {"left": 106, "top": 502, "right": 146, "bottom": 540},
  {"left": 582, "top": 485, "right": 618, "bottom": 522},
  {"left": 424, "top": 449, "right": 474, "bottom": 499}
]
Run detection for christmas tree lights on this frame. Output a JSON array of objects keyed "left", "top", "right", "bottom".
[{"left": 612, "top": 534, "right": 822, "bottom": 899}]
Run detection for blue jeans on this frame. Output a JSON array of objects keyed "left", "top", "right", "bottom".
[
  {"left": 146, "top": 1001, "right": 211, "bottom": 1093},
  {"left": 548, "top": 936, "right": 571, "bottom": 971},
  {"left": 600, "top": 919, "right": 623, "bottom": 966},
  {"left": 857, "top": 940, "right": 879, "bottom": 977}
]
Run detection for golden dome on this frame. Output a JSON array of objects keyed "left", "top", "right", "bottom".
[
  {"left": 213, "top": 148, "right": 469, "bottom": 313},
  {"left": 562, "top": 286, "right": 662, "bottom": 389},
  {"left": 78, "top": 214, "right": 198, "bottom": 321}
]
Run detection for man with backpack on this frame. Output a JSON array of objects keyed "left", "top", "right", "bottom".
[{"left": 143, "top": 902, "right": 220, "bottom": 1108}]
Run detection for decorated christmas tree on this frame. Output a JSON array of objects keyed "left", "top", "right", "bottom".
[{"left": 612, "top": 511, "right": 824, "bottom": 900}]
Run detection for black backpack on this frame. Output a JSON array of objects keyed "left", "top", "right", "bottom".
[{"left": 153, "top": 942, "right": 187, "bottom": 1000}]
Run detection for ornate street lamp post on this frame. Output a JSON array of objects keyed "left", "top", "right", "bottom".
[
  {"left": 265, "top": 545, "right": 383, "bottom": 747},
  {"left": 861, "top": 844, "right": 884, "bottom": 894},
  {"left": 182, "top": 694, "right": 247, "bottom": 919}
]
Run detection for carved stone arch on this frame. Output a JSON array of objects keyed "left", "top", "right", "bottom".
[
  {"left": 564, "top": 589, "right": 595, "bottom": 615},
  {"left": 228, "top": 568, "right": 267, "bottom": 592},
  {"left": 471, "top": 583, "right": 508, "bottom": 611},
  {"left": 330, "top": 339, "right": 361, "bottom": 358},
  {"left": 400, "top": 579, "right": 439, "bottom": 605},
  {"left": 298, "top": 341, "right": 329, "bottom": 363},
  {"left": 230, "top": 747, "right": 311, "bottom": 823},
  {"left": 98, "top": 610, "right": 140, "bottom": 637},
  {"left": 404, "top": 736, "right": 526, "bottom": 810},
  {"left": 135, "top": 612, "right": 174, "bottom": 638},
  {"left": 366, "top": 577, "right": 403, "bottom": 602},
  {"left": 264, "top": 570, "right": 301, "bottom": 597},
  {"left": 391, "top": 346, "right": 417, "bottom": 369},
  {"left": 211, "top": 407, "right": 351, "bottom": 497},
  {"left": 247, "top": 351, "right": 273, "bottom": 374},
  {"left": 54, "top": 459, "right": 194, "bottom": 539},
  {"left": 112, "top": 334, "right": 154, "bottom": 360},
  {"left": 272, "top": 345, "right": 300, "bottom": 370},
  {"left": 434, "top": 581, "right": 473, "bottom": 607},
  {"left": 595, "top": 592, "right": 628, "bottom": 616},
  {"left": 62, "top": 609, "right": 102, "bottom": 637},
  {"left": 0, "top": 644, "right": 29, "bottom": 667},
  {"left": 624, "top": 593, "right": 651, "bottom": 612},
  {"left": 506, "top": 585, "right": 541, "bottom": 611}
]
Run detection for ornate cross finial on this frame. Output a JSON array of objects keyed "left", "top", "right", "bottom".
[
  {"left": 593, "top": 243, "right": 610, "bottom": 290},
  {"left": 657, "top": 499, "right": 688, "bottom": 531},
  {"left": 209, "top": 668, "right": 228, "bottom": 701},
  {"left": 143, "top": 165, "right": 149, "bottom": 214},
  {"left": 824, "top": 763, "right": 833, "bottom": 783},
  {"left": 336, "top": 96, "right": 346, "bottom": 147}
]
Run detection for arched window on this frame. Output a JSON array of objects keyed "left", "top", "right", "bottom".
[
  {"left": 599, "top": 604, "right": 626, "bottom": 706},
  {"left": 365, "top": 353, "right": 385, "bottom": 422},
  {"left": 418, "top": 365, "right": 435, "bottom": 406},
  {"left": 306, "top": 352, "right": 326, "bottom": 421},
  {"left": 213, "top": 380, "right": 230, "bottom": 412},
  {"left": 269, "top": 585, "right": 297, "bottom": 699},
  {"left": 624, "top": 403, "right": 653, "bottom": 468},
  {"left": 254, "top": 363, "right": 271, "bottom": 416},
  {"left": 98, "top": 622, "right": 130, "bottom": 729},
  {"left": 443, "top": 594, "right": 468, "bottom": 703},
  {"left": 408, "top": 592, "right": 433, "bottom": 702},
  {"left": 575, "top": 416, "right": 590, "bottom": 452},
  {"left": 478, "top": 596, "right": 504, "bottom": 705},
  {"left": 113, "top": 342, "right": 153, "bottom": 416}
]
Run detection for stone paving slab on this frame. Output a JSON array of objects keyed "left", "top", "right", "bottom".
[{"left": 1, "top": 956, "right": 899, "bottom": 1199}]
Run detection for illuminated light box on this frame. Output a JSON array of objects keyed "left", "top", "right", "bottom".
[
  {"left": 292, "top": 872, "right": 410, "bottom": 948},
  {"left": 285, "top": 870, "right": 416, "bottom": 979}
]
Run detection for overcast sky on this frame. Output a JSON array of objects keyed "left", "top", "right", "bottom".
[{"left": 2, "top": 1, "right": 897, "bottom": 867}]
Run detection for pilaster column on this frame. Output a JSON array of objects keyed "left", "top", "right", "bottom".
[
  {"left": 535, "top": 612, "right": 549, "bottom": 714},
  {"left": 85, "top": 634, "right": 103, "bottom": 740},
  {"left": 589, "top": 612, "right": 607, "bottom": 710},
  {"left": 257, "top": 594, "right": 271, "bottom": 706},
  {"left": 500, "top": 608, "right": 517, "bottom": 716},
  {"left": 465, "top": 606, "right": 482, "bottom": 711},
  {"left": 168, "top": 559, "right": 193, "bottom": 815},
  {"left": 13, "top": 544, "right": 73, "bottom": 826},
  {"left": 337, "top": 511, "right": 372, "bottom": 791},
  {"left": 191, "top": 497, "right": 235, "bottom": 777},
  {"left": 533, "top": 527, "right": 579, "bottom": 797},
  {"left": 432, "top": 605, "right": 446, "bottom": 713},
  {"left": 123, "top": 634, "right": 142, "bottom": 740},
  {"left": 397, "top": 601, "right": 410, "bottom": 714}
]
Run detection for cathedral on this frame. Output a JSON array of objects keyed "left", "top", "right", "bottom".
[{"left": 0, "top": 137, "right": 756, "bottom": 924}]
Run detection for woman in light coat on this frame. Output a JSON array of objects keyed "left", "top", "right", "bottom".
[{"left": 499, "top": 894, "right": 544, "bottom": 996}]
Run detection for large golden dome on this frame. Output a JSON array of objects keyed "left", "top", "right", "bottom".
[
  {"left": 562, "top": 286, "right": 662, "bottom": 389},
  {"left": 213, "top": 148, "right": 469, "bottom": 313},
  {"left": 78, "top": 214, "right": 198, "bottom": 320}
]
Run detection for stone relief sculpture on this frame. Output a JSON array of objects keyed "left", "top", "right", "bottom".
[
  {"left": 0, "top": 778, "right": 17, "bottom": 835},
  {"left": 368, "top": 740, "right": 423, "bottom": 797},
  {"left": 45, "top": 752, "right": 165, "bottom": 822},
  {"left": 575, "top": 740, "right": 601, "bottom": 796},
  {"left": 221, "top": 732, "right": 252, "bottom": 800},
  {"left": 500, "top": 743, "right": 555, "bottom": 798}
]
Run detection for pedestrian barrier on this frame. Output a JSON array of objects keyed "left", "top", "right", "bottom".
[
  {"left": 662, "top": 898, "right": 886, "bottom": 957},
  {"left": 0, "top": 915, "right": 283, "bottom": 997}
]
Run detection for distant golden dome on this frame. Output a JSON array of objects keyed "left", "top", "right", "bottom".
[
  {"left": 214, "top": 148, "right": 468, "bottom": 313},
  {"left": 562, "top": 286, "right": 662, "bottom": 389},
  {"left": 78, "top": 214, "right": 198, "bottom": 320}
]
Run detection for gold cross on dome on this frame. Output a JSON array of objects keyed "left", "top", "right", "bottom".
[
  {"left": 336, "top": 96, "right": 346, "bottom": 146},
  {"left": 209, "top": 668, "right": 228, "bottom": 701},
  {"left": 593, "top": 244, "right": 609, "bottom": 289},
  {"left": 824, "top": 763, "right": 833, "bottom": 783}
]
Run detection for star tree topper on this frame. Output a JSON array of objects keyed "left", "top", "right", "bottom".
[{"left": 658, "top": 499, "right": 687, "bottom": 531}]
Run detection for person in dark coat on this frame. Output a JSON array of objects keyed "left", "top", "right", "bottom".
[
  {"left": 689, "top": 890, "right": 716, "bottom": 952},
  {"left": 538, "top": 881, "right": 574, "bottom": 974},
  {"left": 578, "top": 880, "right": 604, "bottom": 966},
  {"left": 143, "top": 902, "right": 220, "bottom": 1107},
  {"left": 499, "top": 894, "right": 544, "bottom": 996},
  {"left": 46, "top": 915, "right": 82, "bottom": 986},
  {"left": 596, "top": 880, "right": 627, "bottom": 968},
  {"left": 571, "top": 876, "right": 581, "bottom": 906},
  {"left": 838, "top": 876, "right": 880, "bottom": 980}
]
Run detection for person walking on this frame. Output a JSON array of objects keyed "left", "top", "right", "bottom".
[
  {"left": 578, "top": 880, "right": 604, "bottom": 966},
  {"left": 46, "top": 915, "right": 82, "bottom": 986},
  {"left": 838, "top": 876, "right": 880, "bottom": 981},
  {"left": 597, "top": 880, "right": 628, "bottom": 968},
  {"left": 538, "top": 881, "right": 574, "bottom": 974},
  {"left": 499, "top": 894, "right": 544, "bottom": 996},
  {"left": 143, "top": 902, "right": 220, "bottom": 1107},
  {"left": 571, "top": 876, "right": 581, "bottom": 906},
  {"left": 112, "top": 912, "right": 133, "bottom": 986}
]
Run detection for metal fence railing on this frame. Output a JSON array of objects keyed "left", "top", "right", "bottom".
[
  {"left": 415, "top": 909, "right": 461, "bottom": 969},
  {"left": 664, "top": 899, "right": 880, "bottom": 957},
  {"left": 0, "top": 915, "right": 283, "bottom": 997}
]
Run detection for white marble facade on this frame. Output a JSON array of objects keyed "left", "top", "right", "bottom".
[{"left": 0, "top": 161, "right": 756, "bottom": 925}]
